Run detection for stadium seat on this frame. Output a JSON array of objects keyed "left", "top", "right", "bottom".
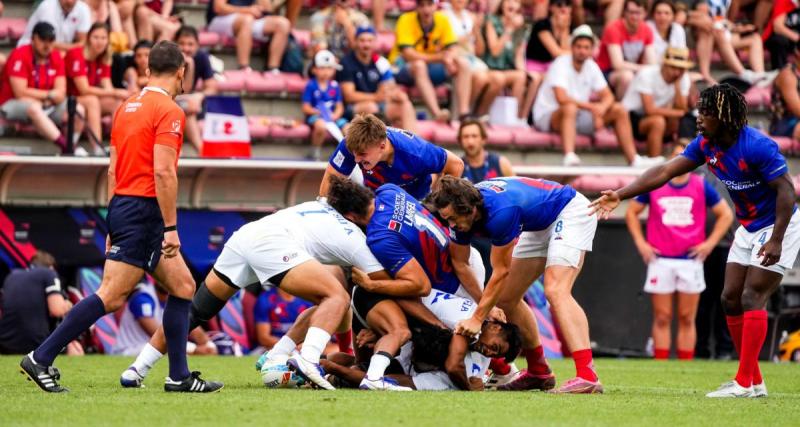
[
  {"left": 246, "top": 117, "right": 271, "bottom": 139},
  {"left": 0, "top": 18, "right": 13, "bottom": 39},
  {"left": 414, "top": 120, "right": 437, "bottom": 141},
  {"left": 431, "top": 122, "right": 458, "bottom": 145},
  {"left": 484, "top": 125, "right": 514, "bottom": 147},
  {"left": 282, "top": 73, "right": 308, "bottom": 94},
  {"left": 268, "top": 118, "right": 311, "bottom": 140},
  {"left": 376, "top": 32, "right": 396, "bottom": 54},
  {"left": 217, "top": 70, "right": 247, "bottom": 93},
  {"left": 551, "top": 133, "right": 592, "bottom": 150},
  {"left": 198, "top": 30, "right": 221, "bottom": 48},
  {"left": 744, "top": 86, "right": 771, "bottom": 110},
  {"left": 397, "top": 0, "right": 416, "bottom": 11},
  {"left": 244, "top": 72, "right": 286, "bottom": 94},
  {"left": 291, "top": 29, "right": 311, "bottom": 50},
  {"left": 6, "top": 18, "right": 26, "bottom": 40},
  {"left": 512, "top": 127, "right": 553, "bottom": 148},
  {"left": 592, "top": 128, "right": 619, "bottom": 150}
]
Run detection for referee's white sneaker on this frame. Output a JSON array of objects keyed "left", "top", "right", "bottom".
[
  {"left": 751, "top": 381, "right": 768, "bottom": 398},
  {"left": 706, "top": 380, "right": 753, "bottom": 398},
  {"left": 359, "top": 376, "right": 412, "bottom": 391},
  {"left": 287, "top": 354, "right": 335, "bottom": 390}
]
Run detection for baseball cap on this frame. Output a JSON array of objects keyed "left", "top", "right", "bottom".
[
  {"left": 569, "top": 24, "right": 596, "bottom": 45},
  {"left": 356, "top": 25, "right": 376, "bottom": 38},
  {"left": 314, "top": 49, "right": 342, "bottom": 70},
  {"left": 32, "top": 22, "right": 56, "bottom": 41}
]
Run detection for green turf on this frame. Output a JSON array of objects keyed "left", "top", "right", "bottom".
[{"left": 2, "top": 355, "right": 799, "bottom": 426}]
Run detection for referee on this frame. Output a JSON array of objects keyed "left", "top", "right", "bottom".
[{"left": 20, "top": 41, "right": 222, "bottom": 393}]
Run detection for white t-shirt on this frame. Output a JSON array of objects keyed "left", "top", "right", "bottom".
[
  {"left": 621, "top": 64, "right": 691, "bottom": 113},
  {"left": 112, "top": 283, "right": 163, "bottom": 356},
  {"left": 268, "top": 201, "right": 384, "bottom": 274},
  {"left": 442, "top": 7, "right": 474, "bottom": 40},
  {"left": 18, "top": 0, "right": 92, "bottom": 46},
  {"left": 646, "top": 21, "right": 687, "bottom": 61},
  {"left": 533, "top": 54, "right": 608, "bottom": 125}
]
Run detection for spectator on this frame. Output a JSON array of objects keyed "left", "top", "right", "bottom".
[
  {"left": 86, "top": 0, "right": 124, "bottom": 38},
  {"left": 646, "top": 0, "right": 687, "bottom": 61},
  {"left": 763, "top": 0, "right": 800, "bottom": 70},
  {"left": 728, "top": 0, "right": 772, "bottom": 32},
  {"left": 302, "top": 50, "right": 347, "bottom": 160},
  {"left": 309, "top": 0, "right": 370, "bottom": 59},
  {"left": 620, "top": 47, "right": 693, "bottom": 162},
  {"left": 770, "top": 43, "right": 800, "bottom": 140},
  {"left": 599, "top": 0, "right": 625, "bottom": 23},
  {"left": 18, "top": 0, "right": 93, "bottom": 51},
  {"left": 115, "top": 0, "right": 138, "bottom": 47},
  {"left": 458, "top": 118, "right": 513, "bottom": 182},
  {"left": 525, "top": 0, "right": 572, "bottom": 74},
  {"left": 688, "top": 0, "right": 766, "bottom": 84},
  {"left": 176, "top": 26, "right": 219, "bottom": 154},
  {"left": 482, "top": 0, "right": 537, "bottom": 124},
  {"left": 625, "top": 141, "right": 734, "bottom": 361},
  {"left": 112, "top": 282, "right": 217, "bottom": 356},
  {"left": 206, "top": 0, "right": 291, "bottom": 72},
  {"left": 254, "top": 287, "right": 312, "bottom": 349},
  {"left": 65, "top": 23, "right": 130, "bottom": 156},
  {"left": 135, "top": 0, "right": 180, "bottom": 42},
  {"left": 339, "top": 26, "right": 418, "bottom": 132},
  {"left": 0, "top": 251, "right": 82, "bottom": 356},
  {"left": 0, "top": 22, "right": 77, "bottom": 154},
  {"left": 123, "top": 40, "right": 152, "bottom": 92},
  {"left": 596, "top": 0, "right": 657, "bottom": 99},
  {"left": 391, "top": 0, "right": 472, "bottom": 122},
  {"left": 442, "top": 0, "right": 497, "bottom": 122},
  {"left": 532, "top": 25, "right": 639, "bottom": 167}
]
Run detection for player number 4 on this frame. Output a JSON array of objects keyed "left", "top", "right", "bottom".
[{"left": 758, "top": 232, "right": 768, "bottom": 246}]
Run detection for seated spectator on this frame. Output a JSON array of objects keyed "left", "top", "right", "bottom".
[
  {"left": 112, "top": 282, "right": 217, "bottom": 356},
  {"left": 254, "top": 287, "right": 313, "bottom": 350},
  {"left": 0, "top": 251, "right": 82, "bottom": 356},
  {"left": 123, "top": 40, "right": 152, "bottom": 92},
  {"left": 599, "top": 0, "right": 625, "bottom": 23},
  {"left": 339, "top": 26, "right": 418, "bottom": 132},
  {"left": 135, "top": 0, "right": 180, "bottom": 42},
  {"left": 0, "top": 23, "right": 79, "bottom": 154},
  {"left": 526, "top": 0, "right": 572, "bottom": 74},
  {"left": 66, "top": 23, "right": 131, "bottom": 156},
  {"left": 176, "top": 26, "right": 219, "bottom": 154},
  {"left": 302, "top": 50, "right": 347, "bottom": 160},
  {"left": 206, "top": 0, "right": 290, "bottom": 72},
  {"left": 728, "top": 0, "right": 772, "bottom": 32},
  {"left": 688, "top": 0, "right": 766, "bottom": 84},
  {"left": 770, "top": 43, "right": 800, "bottom": 140},
  {"left": 482, "top": 0, "right": 538, "bottom": 124},
  {"left": 86, "top": 0, "right": 125, "bottom": 42},
  {"left": 115, "top": 0, "right": 138, "bottom": 47},
  {"left": 533, "top": 25, "right": 639, "bottom": 167},
  {"left": 18, "top": 0, "right": 92, "bottom": 51},
  {"left": 443, "top": 0, "right": 496, "bottom": 122},
  {"left": 458, "top": 118, "right": 513, "bottom": 182},
  {"left": 625, "top": 141, "right": 733, "bottom": 361},
  {"left": 309, "top": 0, "right": 370, "bottom": 59},
  {"left": 764, "top": 0, "right": 800, "bottom": 70},
  {"left": 621, "top": 47, "right": 693, "bottom": 163},
  {"left": 647, "top": 0, "right": 687, "bottom": 61},
  {"left": 596, "top": 0, "right": 657, "bottom": 99},
  {"left": 390, "top": 0, "right": 472, "bottom": 122}
]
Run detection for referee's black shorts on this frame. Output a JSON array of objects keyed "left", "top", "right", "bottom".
[{"left": 106, "top": 195, "right": 164, "bottom": 272}]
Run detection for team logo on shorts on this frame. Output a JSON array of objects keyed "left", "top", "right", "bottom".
[
  {"left": 388, "top": 220, "right": 402, "bottom": 232},
  {"left": 282, "top": 253, "right": 298, "bottom": 262}
]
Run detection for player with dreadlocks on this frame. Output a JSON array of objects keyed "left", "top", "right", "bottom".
[{"left": 591, "top": 83, "right": 800, "bottom": 398}]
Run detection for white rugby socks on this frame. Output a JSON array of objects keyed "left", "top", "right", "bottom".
[
  {"left": 132, "top": 343, "right": 164, "bottom": 377},
  {"left": 270, "top": 335, "right": 297, "bottom": 358},
  {"left": 366, "top": 353, "right": 392, "bottom": 381},
  {"left": 299, "top": 327, "right": 330, "bottom": 363}
]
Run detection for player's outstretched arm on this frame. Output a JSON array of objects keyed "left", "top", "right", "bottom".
[
  {"left": 449, "top": 242, "right": 483, "bottom": 302},
  {"left": 444, "top": 334, "right": 473, "bottom": 391},
  {"left": 319, "top": 165, "right": 346, "bottom": 197},
  {"left": 759, "top": 173, "right": 796, "bottom": 266},
  {"left": 455, "top": 241, "right": 515, "bottom": 337},
  {"left": 353, "top": 262, "right": 432, "bottom": 297},
  {"left": 590, "top": 156, "right": 698, "bottom": 219}
]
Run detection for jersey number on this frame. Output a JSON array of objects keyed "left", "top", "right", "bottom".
[
  {"left": 555, "top": 220, "right": 563, "bottom": 233},
  {"left": 758, "top": 232, "right": 768, "bottom": 245},
  {"left": 431, "top": 291, "right": 454, "bottom": 305}
]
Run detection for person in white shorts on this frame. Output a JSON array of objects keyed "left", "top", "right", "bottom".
[
  {"left": 428, "top": 176, "right": 602, "bottom": 394},
  {"left": 206, "top": 0, "right": 290, "bottom": 72},
  {"left": 591, "top": 84, "right": 800, "bottom": 398},
  {"left": 119, "top": 200, "right": 385, "bottom": 390},
  {"left": 625, "top": 142, "right": 733, "bottom": 361}
]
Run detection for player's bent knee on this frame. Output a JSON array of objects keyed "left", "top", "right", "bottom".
[{"left": 190, "top": 281, "right": 228, "bottom": 328}]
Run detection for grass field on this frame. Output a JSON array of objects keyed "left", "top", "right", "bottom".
[{"left": 2, "top": 355, "right": 799, "bottom": 426}]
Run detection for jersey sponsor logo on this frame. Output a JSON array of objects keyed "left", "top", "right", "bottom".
[
  {"left": 387, "top": 126, "right": 413, "bottom": 139},
  {"left": 477, "top": 180, "right": 507, "bottom": 193},
  {"left": 721, "top": 179, "right": 761, "bottom": 191},
  {"left": 391, "top": 192, "right": 416, "bottom": 226},
  {"left": 471, "top": 363, "right": 481, "bottom": 375},
  {"left": 657, "top": 196, "right": 695, "bottom": 226},
  {"left": 282, "top": 253, "right": 298, "bottom": 262},
  {"left": 333, "top": 150, "right": 345, "bottom": 167},
  {"left": 388, "top": 219, "right": 402, "bottom": 232}
]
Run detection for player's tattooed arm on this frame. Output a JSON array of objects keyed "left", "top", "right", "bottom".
[
  {"left": 449, "top": 242, "right": 483, "bottom": 303},
  {"left": 445, "top": 334, "right": 475, "bottom": 391},
  {"left": 760, "top": 173, "right": 796, "bottom": 266},
  {"left": 456, "top": 241, "right": 515, "bottom": 337}
]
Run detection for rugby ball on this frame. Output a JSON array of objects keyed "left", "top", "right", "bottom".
[{"left": 261, "top": 357, "right": 305, "bottom": 389}]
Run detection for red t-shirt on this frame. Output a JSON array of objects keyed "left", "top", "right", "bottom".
[
  {"left": 763, "top": 0, "right": 798, "bottom": 41},
  {"left": 111, "top": 88, "right": 185, "bottom": 198},
  {"left": 0, "top": 44, "right": 65, "bottom": 105},
  {"left": 145, "top": 0, "right": 163, "bottom": 14},
  {"left": 595, "top": 19, "right": 654, "bottom": 72},
  {"left": 64, "top": 47, "right": 112, "bottom": 97}
]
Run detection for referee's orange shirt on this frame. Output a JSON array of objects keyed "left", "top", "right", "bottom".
[{"left": 110, "top": 87, "right": 185, "bottom": 198}]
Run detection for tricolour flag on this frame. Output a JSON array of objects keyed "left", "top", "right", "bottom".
[{"left": 201, "top": 96, "right": 251, "bottom": 158}]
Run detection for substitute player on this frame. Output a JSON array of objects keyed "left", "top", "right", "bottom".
[
  {"left": 120, "top": 199, "right": 385, "bottom": 390},
  {"left": 318, "top": 113, "right": 464, "bottom": 199},
  {"left": 427, "top": 176, "right": 601, "bottom": 393},
  {"left": 591, "top": 84, "right": 799, "bottom": 398},
  {"left": 19, "top": 41, "right": 222, "bottom": 393},
  {"left": 625, "top": 141, "right": 734, "bottom": 360}
]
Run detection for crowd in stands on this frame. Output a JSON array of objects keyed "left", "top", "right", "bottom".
[{"left": 0, "top": 0, "right": 799, "bottom": 165}]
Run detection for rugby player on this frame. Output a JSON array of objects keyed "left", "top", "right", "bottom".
[
  {"left": 318, "top": 113, "right": 464, "bottom": 200},
  {"left": 19, "top": 41, "right": 222, "bottom": 393},
  {"left": 427, "top": 176, "right": 601, "bottom": 393},
  {"left": 591, "top": 84, "right": 799, "bottom": 398},
  {"left": 119, "top": 200, "right": 385, "bottom": 390}
]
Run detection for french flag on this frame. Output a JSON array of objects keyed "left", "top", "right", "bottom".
[{"left": 201, "top": 96, "right": 251, "bottom": 158}]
